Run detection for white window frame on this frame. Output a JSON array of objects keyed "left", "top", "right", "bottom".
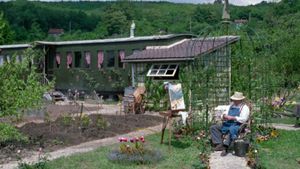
[{"left": 147, "top": 64, "right": 179, "bottom": 77}]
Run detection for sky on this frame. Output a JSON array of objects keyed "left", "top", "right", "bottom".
[{"left": 0, "top": 0, "right": 280, "bottom": 6}]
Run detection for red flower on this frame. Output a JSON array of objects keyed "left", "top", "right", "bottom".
[
  {"left": 123, "top": 138, "right": 128, "bottom": 142},
  {"left": 130, "top": 138, "right": 134, "bottom": 143},
  {"left": 140, "top": 136, "right": 145, "bottom": 142}
]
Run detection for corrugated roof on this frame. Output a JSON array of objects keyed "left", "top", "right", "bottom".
[
  {"left": 36, "top": 34, "right": 193, "bottom": 46},
  {"left": 123, "top": 36, "right": 240, "bottom": 62}
]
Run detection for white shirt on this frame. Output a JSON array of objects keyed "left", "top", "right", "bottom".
[{"left": 221, "top": 103, "right": 250, "bottom": 124}]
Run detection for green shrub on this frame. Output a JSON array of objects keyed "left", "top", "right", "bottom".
[
  {"left": 60, "top": 114, "right": 73, "bottom": 126},
  {"left": 0, "top": 123, "right": 28, "bottom": 145},
  {"left": 80, "top": 115, "right": 91, "bottom": 128},
  {"left": 96, "top": 116, "right": 108, "bottom": 129}
]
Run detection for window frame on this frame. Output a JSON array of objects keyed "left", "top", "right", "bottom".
[{"left": 147, "top": 64, "right": 179, "bottom": 77}]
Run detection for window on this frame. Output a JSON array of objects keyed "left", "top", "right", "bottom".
[
  {"left": 84, "top": 51, "right": 91, "bottom": 68},
  {"left": 5, "top": 55, "right": 11, "bottom": 63},
  {"left": 74, "top": 51, "right": 82, "bottom": 68},
  {"left": 55, "top": 53, "right": 61, "bottom": 68},
  {"left": 0, "top": 55, "right": 3, "bottom": 66},
  {"left": 67, "top": 52, "right": 73, "bottom": 68},
  {"left": 16, "top": 55, "right": 22, "bottom": 63},
  {"left": 106, "top": 50, "right": 115, "bottom": 68},
  {"left": 97, "top": 50, "right": 104, "bottom": 69},
  {"left": 147, "top": 64, "right": 179, "bottom": 77},
  {"left": 118, "top": 50, "right": 125, "bottom": 68}
]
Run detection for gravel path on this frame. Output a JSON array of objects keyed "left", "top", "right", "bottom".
[{"left": 0, "top": 124, "right": 163, "bottom": 169}]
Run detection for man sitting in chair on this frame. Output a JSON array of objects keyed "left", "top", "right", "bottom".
[{"left": 210, "top": 92, "right": 250, "bottom": 156}]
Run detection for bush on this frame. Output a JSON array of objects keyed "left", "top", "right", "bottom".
[
  {"left": 0, "top": 123, "right": 28, "bottom": 146},
  {"left": 95, "top": 116, "right": 108, "bottom": 129},
  {"left": 80, "top": 115, "right": 91, "bottom": 128}
]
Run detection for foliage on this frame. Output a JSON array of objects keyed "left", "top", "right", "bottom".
[
  {"left": 0, "top": 123, "right": 28, "bottom": 146},
  {"left": 144, "top": 78, "right": 168, "bottom": 111},
  {"left": 0, "top": 48, "right": 52, "bottom": 119},
  {"left": 95, "top": 115, "right": 108, "bottom": 129},
  {"left": 80, "top": 114, "right": 91, "bottom": 128},
  {"left": 0, "top": 12, "right": 14, "bottom": 44},
  {"left": 60, "top": 114, "right": 74, "bottom": 127}
]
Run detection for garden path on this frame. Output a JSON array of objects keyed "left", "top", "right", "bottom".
[
  {"left": 272, "top": 123, "right": 300, "bottom": 131},
  {"left": 0, "top": 123, "right": 163, "bottom": 169},
  {"left": 209, "top": 151, "right": 250, "bottom": 169}
]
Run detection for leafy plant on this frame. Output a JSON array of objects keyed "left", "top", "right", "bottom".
[
  {"left": 60, "top": 114, "right": 74, "bottom": 127},
  {"left": 95, "top": 116, "right": 108, "bottom": 129},
  {"left": 80, "top": 114, "right": 91, "bottom": 128},
  {"left": 0, "top": 123, "right": 28, "bottom": 146},
  {"left": 0, "top": 47, "right": 53, "bottom": 119}
]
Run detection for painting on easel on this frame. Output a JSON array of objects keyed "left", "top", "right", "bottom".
[{"left": 168, "top": 83, "right": 185, "bottom": 111}]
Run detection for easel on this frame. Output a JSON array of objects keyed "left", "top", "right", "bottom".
[
  {"left": 160, "top": 110, "right": 181, "bottom": 150},
  {"left": 160, "top": 83, "right": 185, "bottom": 150}
]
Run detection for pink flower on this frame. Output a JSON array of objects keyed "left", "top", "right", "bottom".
[
  {"left": 135, "top": 137, "right": 139, "bottom": 142},
  {"left": 130, "top": 138, "right": 134, "bottom": 143},
  {"left": 118, "top": 137, "right": 123, "bottom": 142},
  {"left": 123, "top": 138, "right": 128, "bottom": 142},
  {"left": 140, "top": 136, "right": 145, "bottom": 142}
]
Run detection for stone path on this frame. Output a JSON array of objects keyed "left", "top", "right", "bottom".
[
  {"left": 210, "top": 151, "right": 250, "bottom": 169},
  {"left": 271, "top": 123, "right": 300, "bottom": 131},
  {"left": 0, "top": 124, "right": 162, "bottom": 169}
]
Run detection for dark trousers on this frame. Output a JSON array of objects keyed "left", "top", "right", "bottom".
[{"left": 210, "top": 124, "right": 231, "bottom": 146}]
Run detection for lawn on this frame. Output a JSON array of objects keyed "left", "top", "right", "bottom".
[
  {"left": 270, "top": 117, "right": 298, "bottom": 125},
  {"left": 44, "top": 132, "right": 204, "bottom": 169},
  {"left": 257, "top": 130, "right": 300, "bottom": 169}
]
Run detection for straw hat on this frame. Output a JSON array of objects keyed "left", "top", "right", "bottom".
[{"left": 230, "top": 92, "right": 245, "bottom": 100}]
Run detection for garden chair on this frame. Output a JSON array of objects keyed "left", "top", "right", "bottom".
[{"left": 122, "top": 86, "right": 146, "bottom": 114}]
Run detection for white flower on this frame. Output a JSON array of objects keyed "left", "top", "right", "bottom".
[{"left": 17, "top": 150, "right": 21, "bottom": 154}]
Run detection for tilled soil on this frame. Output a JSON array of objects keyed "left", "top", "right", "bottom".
[{"left": 0, "top": 114, "right": 162, "bottom": 164}]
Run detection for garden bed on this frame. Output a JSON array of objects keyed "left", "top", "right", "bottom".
[{"left": 0, "top": 114, "right": 162, "bottom": 164}]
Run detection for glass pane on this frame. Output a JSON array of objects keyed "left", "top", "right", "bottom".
[
  {"left": 161, "top": 65, "right": 168, "bottom": 69},
  {"left": 153, "top": 65, "right": 160, "bottom": 69},
  {"left": 169, "top": 64, "right": 177, "bottom": 69},
  {"left": 166, "top": 69, "right": 175, "bottom": 75},
  {"left": 150, "top": 70, "right": 158, "bottom": 75},
  {"left": 158, "top": 69, "right": 166, "bottom": 75}
]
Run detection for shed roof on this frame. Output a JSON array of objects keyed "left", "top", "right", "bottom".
[
  {"left": 0, "top": 44, "right": 32, "bottom": 50},
  {"left": 36, "top": 34, "right": 193, "bottom": 46},
  {"left": 123, "top": 36, "right": 239, "bottom": 63}
]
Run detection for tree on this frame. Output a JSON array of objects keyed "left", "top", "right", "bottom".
[
  {"left": 0, "top": 48, "right": 52, "bottom": 118},
  {"left": 0, "top": 12, "right": 14, "bottom": 45}
]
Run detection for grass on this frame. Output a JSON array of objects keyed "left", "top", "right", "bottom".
[
  {"left": 45, "top": 132, "right": 203, "bottom": 169},
  {"left": 257, "top": 130, "right": 300, "bottom": 169},
  {"left": 270, "top": 117, "right": 298, "bottom": 125}
]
